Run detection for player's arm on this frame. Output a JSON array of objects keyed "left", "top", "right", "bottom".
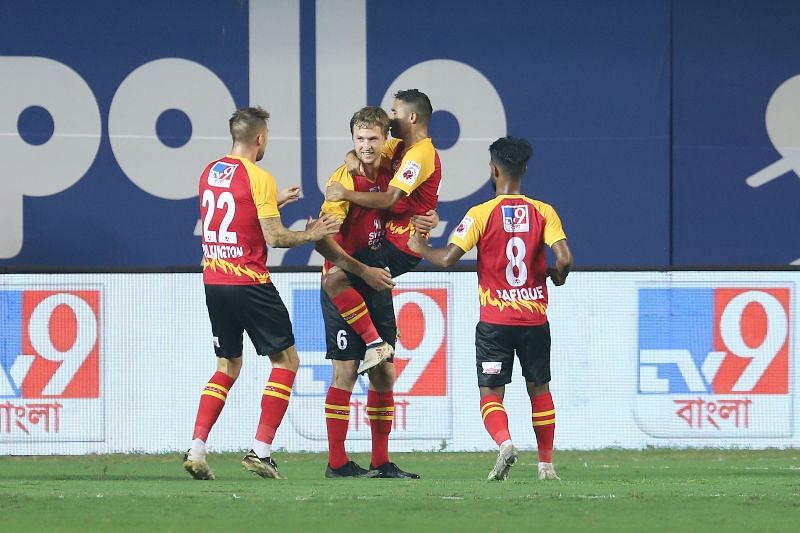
[
  {"left": 407, "top": 234, "right": 465, "bottom": 268},
  {"left": 315, "top": 237, "right": 395, "bottom": 291},
  {"left": 326, "top": 183, "right": 404, "bottom": 210},
  {"left": 547, "top": 239, "right": 573, "bottom": 286},
  {"left": 260, "top": 215, "right": 340, "bottom": 248}
]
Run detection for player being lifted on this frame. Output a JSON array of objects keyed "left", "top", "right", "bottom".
[
  {"left": 325, "top": 89, "right": 441, "bottom": 374},
  {"left": 184, "top": 106, "right": 340, "bottom": 481},
  {"left": 315, "top": 106, "right": 419, "bottom": 479},
  {"left": 408, "top": 137, "right": 572, "bottom": 482}
]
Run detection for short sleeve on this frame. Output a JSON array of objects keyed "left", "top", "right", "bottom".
[
  {"left": 249, "top": 166, "right": 280, "bottom": 219},
  {"left": 381, "top": 137, "right": 401, "bottom": 159},
  {"left": 319, "top": 166, "right": 354, "bottom": 222},
  {"left": 388, "top": 139, "right": 436, "bottom": 196},
  {"left": 535, "top": 202, "right": 567, "bottom": 247},
  {"left": 448, "top": 206, "right": 484, "bottom": 253}
]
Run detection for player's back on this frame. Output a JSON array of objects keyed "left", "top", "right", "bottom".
[
  {"left": 198, "top": 156, "right": 274, "bottom": 285},
  {"left": 455, "top": 195, "right": 566, "bottom": 326}
]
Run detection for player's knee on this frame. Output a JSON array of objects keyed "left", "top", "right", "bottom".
[
  {"left": 323, "top": 269, "right": 350, "bottom": 297},
  {"left": 332, "top": 372, "right": 357, "bottom": 390},
  {"left": 216, "top": 356, "right": 243, "bottom": 381},
  {"left": 269, "top": 346, "right": 300, "bottom": 372},
  {"left": 530, "top": 382, "right": 550, "bottom": 396},
  {"left": 368, "top": 362, "right": 396, "bottom": 391},
  {"left": 331, "top": 361, "right": 358, "bottom": 390}
]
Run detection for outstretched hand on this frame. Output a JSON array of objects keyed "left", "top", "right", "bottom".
[
  {"left": 305, "top": 214, "right": 341, "bottom": 241},
  {"left": 277, "top": 185, "right": 302, "bottom": 208}
]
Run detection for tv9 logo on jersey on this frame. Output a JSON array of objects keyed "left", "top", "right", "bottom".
[
  {"left": 0, "top": 289, "right": 103, "bottom": 442},
  {"left": 635, "top": 286, "right": 792, "bottom": 438},
  {"left": 501, "top": 205, "right": 529, "bottom": 233}
]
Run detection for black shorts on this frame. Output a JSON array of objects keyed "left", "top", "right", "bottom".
[
  {"left": 475, "top": 321, "right": 551, "bottom": 387},
  {"left": 380, "top": 239, "right": 421, "bottom": 278},
  {"left": 322, "top": 285, "right": 396, "bottom": 361},
  {"left": 204, "top": 283, "right": 295, "bottom": 358}
]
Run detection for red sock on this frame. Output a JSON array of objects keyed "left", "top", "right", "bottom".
[
  {"left": 192, "top": 371, "right": 235, "bottom": 441},
  {"left": 331, "top": 288, "right": 381, "bottom": 345},
  {"left": 255, "top": 368, "right": 296, "bottom": 444},
  {"left": 531, "top": 391, "right": 555, "bottom": 462},
  {"left": 367, "top": 390, "right": 393, "bottom": 467},
  {"left": 325, "top": 387, "right": 352, "bottom": 469},
  {"left": 480, "top": 395, "right": 511, "bottom": 446}
]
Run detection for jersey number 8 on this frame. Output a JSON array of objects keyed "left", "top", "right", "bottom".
[{"left": 505, "top": 237, "right": 527, "bottom": 287}]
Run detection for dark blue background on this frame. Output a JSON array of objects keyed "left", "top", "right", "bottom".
[{"left": 2, "top": 0, "right": 797, "bottom": 267}]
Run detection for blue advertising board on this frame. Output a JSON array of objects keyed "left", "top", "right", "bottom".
[{"left": 1, "top": 1, "right": 796, "bottom": 267}]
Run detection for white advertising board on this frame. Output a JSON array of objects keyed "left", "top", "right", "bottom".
[{"left": 0, "top": 271, "right": 796, "bottom": 455}]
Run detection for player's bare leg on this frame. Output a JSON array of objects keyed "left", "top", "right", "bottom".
[
  {"left": 324, "top": 267, "right": 393, "bottom": 375},
  {"left": 528, "top": 381, "right": 559, "bottom": 481},
  {"left": 480, "top": 385, "right": 518, "bottom": 481},
  {"left": 184, "top": 356, "right": 243, "bottom": 480}
]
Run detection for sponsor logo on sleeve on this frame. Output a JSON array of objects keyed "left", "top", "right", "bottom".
[
  {"left": 398, "top": 161, "right": 421, "bottom": 186},
  {"left": 453, "top": 216, "right": 474, "bottom": 239}
]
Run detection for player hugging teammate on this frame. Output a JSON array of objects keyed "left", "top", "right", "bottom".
[{"left": 185, "top": 94, "right": 571, "bottom": 483}]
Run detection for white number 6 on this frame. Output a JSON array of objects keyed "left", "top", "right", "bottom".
[{"left": 336, "top": 330, "right": 348, "bottom": 350}]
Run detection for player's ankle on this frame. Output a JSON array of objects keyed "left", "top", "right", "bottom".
[{"left": 189, "top": 438, "right": 207, "bottom": 460}]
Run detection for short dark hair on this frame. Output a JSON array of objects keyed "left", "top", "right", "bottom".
[
  {"left": 349, "top": 106, "right": 390, "bottom": 135},
  {"left": 229, "top": 106, "right": 270, "bottom": 143},
  {"left": 394, "top": 89, "right": 433, "bottom": 122},
  {"left": 489, "top": 136, "right": 533, "bottom": 177}
]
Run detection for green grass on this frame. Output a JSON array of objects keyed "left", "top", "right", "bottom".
[{"left": 1, "top": 450, "right": 799, "bottom": 532}]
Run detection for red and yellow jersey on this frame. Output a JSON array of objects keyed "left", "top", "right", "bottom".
[
  {"left": 449, "top": 195, "right": 567, "bottom": 326},
  {"left": 381, "top": 137, "right": 441, "bottom": 257},
  {"left": 199, "top": 155, "right": 279, "bottom": 285},
  {"left": 319, "top": 164, "right": 390, "bottom": 271}
]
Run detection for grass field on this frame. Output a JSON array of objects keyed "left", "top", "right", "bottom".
[{"left": 1, "top": 449, "right": 798, "bottom": 532}]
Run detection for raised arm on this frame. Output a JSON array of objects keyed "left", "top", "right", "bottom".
[
  {"left": 315, "top": 237, "right": 394, "bottom": 291},
  {"left": 260, "top": 214, "right": 340, "bottom": 248},
  {"left": 547, "top": 239, "right": 573, "bottom": 286}
]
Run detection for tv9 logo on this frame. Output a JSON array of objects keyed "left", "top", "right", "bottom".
[
  {"left": 638, "top": 287, "right": 790, "bottom": 395},
  {"left": 0, "top": 290, "right": 101, "bottom": 398},
  {"left": 393, "top": 288, "right": 447, "bottom": 396},
  {"left": 501, "top": 205, "right": 529, "bottom": 233}
]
